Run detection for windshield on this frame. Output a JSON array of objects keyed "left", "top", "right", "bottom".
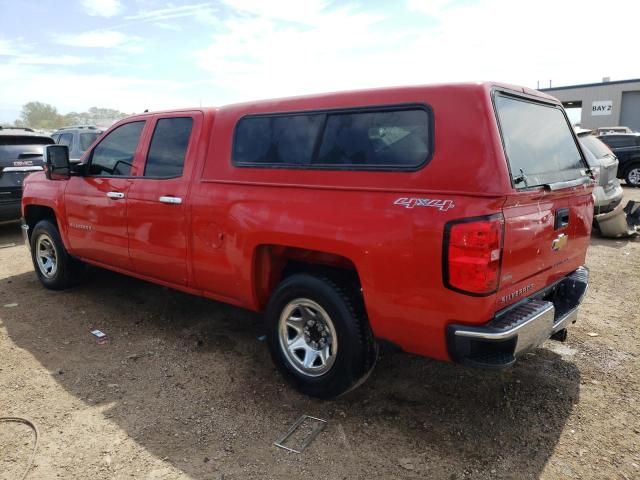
[
  {"left": 579, "top": 134, "right": 613, "bottom": 159},
  {"left": 0, "top": 136, "right": 53, "bottom": 162},
  {"left": 495, "top": 94, "right": 586, "bottom": 188}
]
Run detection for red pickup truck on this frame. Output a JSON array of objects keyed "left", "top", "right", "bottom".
[{"left": 22, "top": 82, "right": 592, "bottom": 398}]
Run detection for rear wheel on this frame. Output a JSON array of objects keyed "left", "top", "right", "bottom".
[
  {"left": 625, "top": 164, "right": 640, "bottom": 187},
  {"left": 266, "top": 273, "right": 377, "bottom": 398},
  {"left": 30, "top": 220, "right": 82, "bottom": 290}
]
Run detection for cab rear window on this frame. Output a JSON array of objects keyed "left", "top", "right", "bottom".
[
  {"left": 494, "top": 94, "right": 586, "bottom": 188},
  {"left": 232, "top": 106, "right": 432, "bottom": 170}
]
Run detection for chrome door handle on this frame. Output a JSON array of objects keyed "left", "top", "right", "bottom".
[
  {"left": 159, "top": 196, "right": 182, "bottom": 205},
  {"left": 106, "top": 191, "right": 125, "bottom": 199}
]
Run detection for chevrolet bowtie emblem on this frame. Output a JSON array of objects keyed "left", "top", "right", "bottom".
[{"left": 552, "top": 233, "right": 568, "bottom": 251}]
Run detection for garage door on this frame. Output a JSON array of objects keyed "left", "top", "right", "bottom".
[{"left": 620, "top": 91, "right": 640, "bottom": 132}]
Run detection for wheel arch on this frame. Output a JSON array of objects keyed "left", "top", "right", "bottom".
[
  {"left": 251, "top": 244, "right": 365, "bottom": 313},
  {"left": 23, "top": 204, "right": 70, "bottom": 250}
]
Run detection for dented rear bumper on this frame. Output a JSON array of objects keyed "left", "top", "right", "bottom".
[{"left": 447, "top": 266, "right": 589, "bottom": 368}]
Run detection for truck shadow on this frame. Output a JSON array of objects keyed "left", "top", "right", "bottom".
[{"left": 0, "top": 267, "right": 580, "bottom": 479}]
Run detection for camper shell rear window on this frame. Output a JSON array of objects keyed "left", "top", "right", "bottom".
[
  {"left": 232, "top": 105, "right": 433, "bottom": 171},
  {"left": 494, "top": 93, "right": 588, "bottom": 189}
]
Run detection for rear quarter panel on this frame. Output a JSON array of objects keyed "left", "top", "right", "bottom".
[{"left": 191, "top": 84, "right": 512, "bottom": 361}]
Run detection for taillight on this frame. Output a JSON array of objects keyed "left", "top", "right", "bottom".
[{"left": 443, "top": 215, "right": 504, "bottom": 295}]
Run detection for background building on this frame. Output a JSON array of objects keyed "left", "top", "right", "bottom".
[{"left": 541, "top": 78, "right": 640, "bottom": 131}]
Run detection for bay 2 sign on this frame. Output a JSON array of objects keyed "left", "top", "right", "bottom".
[{"left": 592, "top": 100, "right": 613, "bottom": 116}]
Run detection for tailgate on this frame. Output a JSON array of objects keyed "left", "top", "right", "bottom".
[
  {"left": 498, "top": 188, "right": 592, "bottom": 308},
  {"left": 0, "top": 137, "right": 47, "bottom": 192},
  {"left": 493, "top": 92, "right": 593, "bottom": 308}
]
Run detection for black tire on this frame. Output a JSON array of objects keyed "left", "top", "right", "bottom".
[
  {"left": 265, "top": 273, "right": 377, "bottom": 398},
  {"left": 30, "top": 219, "right": 81, "bottom": 290},
  {"left": 624, "top": 163, "right": 640, "bottom": 187}
]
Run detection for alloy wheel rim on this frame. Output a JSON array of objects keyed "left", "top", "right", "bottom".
[
  {"left": 36, "top": 234, "right": 58, "bottom": 278},
  {"left": 629, "top": 168, "right": 640, "bottom": 186},
  {"left": 278, "top": 298, "right": 338, "bottom": 377}
]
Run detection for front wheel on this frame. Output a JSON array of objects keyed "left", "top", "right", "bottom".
[
  {"left": 30, "top": 220, "right": 81, "bottom": 290},
  {"left": 625, "top": 164, "right": 640, "bottom": 187},
  {"left": 265, "top": 273, "right": 377, "bottom": 398}
]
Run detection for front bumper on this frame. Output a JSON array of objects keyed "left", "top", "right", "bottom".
[
  {"left": 0, "top": 199, "right": 21, "bottom": 221},
  {"left": 447, "top": 267, "right": 589, "bottom": 368}
]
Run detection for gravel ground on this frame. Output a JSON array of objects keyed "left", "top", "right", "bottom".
[{"left": 0, "top": 188, "right": 639, "bottom": 480}]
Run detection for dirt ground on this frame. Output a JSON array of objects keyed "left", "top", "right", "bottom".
[{"left": 1, "top": 189, "right": 639, "bottom": 480}]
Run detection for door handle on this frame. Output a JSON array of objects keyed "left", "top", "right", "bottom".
[
  {"left": 159, "top": 196, "right": 183, "bottom": 205},
  {"left": 106, "top": 191, "right": 125, "bottom": 199},
  {"left": 554, "top": 208, "right": 570, "bottom": 229}
]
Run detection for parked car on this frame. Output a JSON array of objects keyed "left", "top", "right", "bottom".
[
  {"left": 597, "top": 132, "right": 640, "bottom": 187},
  {"left": 0, "top": 127, "right": 53, "bottom": 221},
  {"left": 575, "top": 129, "right": 623, "bottom": 214},
  {"left": 21, "top": 82, "right": 592, "bottom": 398},
  {"left": 51, "top": 125, "right": 103, "bottom": 163},
  {"left": 596, "top": 126, "right": 632, "bottom": 135}
]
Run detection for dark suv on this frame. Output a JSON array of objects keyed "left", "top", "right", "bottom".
[
  {"left": 0, "top": 127, "right": 53, "bottom": 221},
  {"left": 597, "top": 133, "right": 640, "bottom": 187},
  {"left": 51, "top": 125, "right": 103, "bottom": 163}
]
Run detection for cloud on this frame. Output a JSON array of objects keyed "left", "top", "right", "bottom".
[
  {"left": 12, "top": 55, "right": 88, "bottom": 66},
  {"left": 406, "top": 0, "right": 458, "bottom": 17},
  {"left": 152, "top": 22, "right": 183, "bottom": 32},
  {"left": 0, "top": 62, "right": 197, "bottom": 122},
  {"left": 0, "top": 38, "right": 88, "bottom": 66},
  {"left": 53, "top": 31, "right": 128, "bottom": 48},
  {"left": 124, "top": 3, "right": 213, "bottom": 23},
  {"left": 192, "top": 0, "right": 640, "bottom": 107},
  {"left": 219, "top": 0, "right": 331, "bottom": 25},
  {"left": 82, "top": 0, "right": 123, "bottom": 17},
  {"left": 193, "top": 3, "right": 387, "bottom": 102}
]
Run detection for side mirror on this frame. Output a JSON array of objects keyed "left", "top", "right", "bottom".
[
  {"left": 70, "top": 162, "right": 87, "bottom": 176},
  {"left": 43, "top": 145, "right": 70, "bottom": 180}
]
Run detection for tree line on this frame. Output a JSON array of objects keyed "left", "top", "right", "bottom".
[{"left": 12, "top": 101, "right": 132, "bottom": 130}]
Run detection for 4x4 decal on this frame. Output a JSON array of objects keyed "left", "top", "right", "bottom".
[{"left": 394, "top": 197, "right": 455, "bottom": 211}]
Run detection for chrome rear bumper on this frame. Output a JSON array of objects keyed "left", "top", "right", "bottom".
[{"left": 447, "top": 266, "right": 589, "bottom": 368}]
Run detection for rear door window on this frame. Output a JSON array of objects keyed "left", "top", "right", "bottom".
[
  {"left": 79, "top": 132, "right": 100, "bottom": 152},
  {"left": 58, "top": 133, "right": 73, "bottom": 147},
  {"left": 599, "top": 135, "right": 635, "bottom": 148},
  {"left": 144, "top": 117, "right": 193, "bottom": 177},
  {"left": 494, "top": 94, "right": 586, "bottom": 188}
]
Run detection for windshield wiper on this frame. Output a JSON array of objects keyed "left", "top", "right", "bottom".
[
  {"left": 513, "top": 169, "right": 528, "bottom": 186},
  {"left": 543, "top": 176, "right": 592, "bottom": 191}
]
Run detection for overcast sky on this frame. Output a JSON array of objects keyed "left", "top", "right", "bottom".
[{"left": 0, "top": 0, "right": 638, "bottom": 123}]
